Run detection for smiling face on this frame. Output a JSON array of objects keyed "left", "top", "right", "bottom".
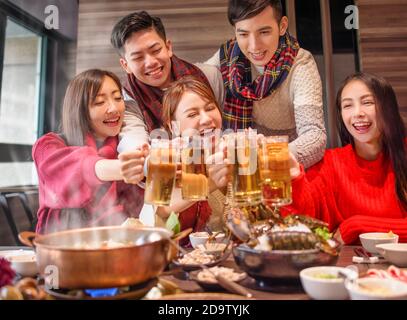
[
  {"left": 234, "top": 5, "right": 288, "bottom": 67},
  {"left": 119, "top": 28, "right": 173, "bottom": 89},
  {"left": 340, "top": 80, "right": 382, "bottom": 151},
  {"left": 173, "top": 91, "right": 222, "bottom": 136},
  {"left": 89, "top": 76, "right": 125, "bottom": 140}
]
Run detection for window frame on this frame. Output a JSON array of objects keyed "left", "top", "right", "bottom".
[{"left": 0, "top": 3, "right": 48, "bottom": 162}]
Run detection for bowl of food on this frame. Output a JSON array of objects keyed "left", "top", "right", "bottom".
[
  {"left": 359, "top": 232, "right": 399, "bottom": 254},
  {"left": 299, "top": 266, "right": 356, "bottom": 300},
  {"left": 226, "top": 206, "right": 341, "bottom": 282},
  {"left": 189, "top": 232, "right": 225, "bottom": 249},
  {"left": 196, "top": 242, "right": 228, "bottom": 255},
  {"left": 0, "top": 249, "right": 38, "bottom": 277},
  {"left": 345, "top": 277, "right": 407, "bottom": 300},
  {"left": 172, "top": 247, "right": 230, "bottom": 271},
  {"left": 189, "top": 266, "right": 247, "bottom": 291},
  {"left": 375, "top": 243, "right": 407, "bottom": 267}
]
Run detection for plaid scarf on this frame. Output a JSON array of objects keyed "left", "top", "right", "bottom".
[
  {"left": 219, "top": 33, "right": 300, "bottom": 130},
  {"left": 123, "top": 55, "right": 210, "bottom": 132}
]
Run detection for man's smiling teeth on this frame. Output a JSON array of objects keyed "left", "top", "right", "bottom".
[
  {"left": 251, "top": 51, "right": 266, "bottom": 58},
  {"left": 146, "top": 67, "right": 163, "bottom": 75}
]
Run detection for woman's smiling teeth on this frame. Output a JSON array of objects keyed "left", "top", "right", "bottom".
[
  {"left": 200, "top": 128, "right": 215, "bottom": 136},
  {"left": 103, "top": 117, "right": 120, "bottom": 126},
  {"left": 352, "top": 121, "right": 372, "bottom": 133}
]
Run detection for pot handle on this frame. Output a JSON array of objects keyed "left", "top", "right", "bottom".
[
  {"left": 171, "top": 228, "right": 193, "bottom": 242},
  {"left": 19, "top": 231, "right": 37, "bottom": 248}
]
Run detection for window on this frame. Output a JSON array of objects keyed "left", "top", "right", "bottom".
[
  {"left": 0, "top": 18, "right": 43, "bottom": 145},
  {"left": 0, "top": 8, "right": 46, "bottom": 187},
  {"left": 0, "top": 1, "right": 77, "bottom": 188}
]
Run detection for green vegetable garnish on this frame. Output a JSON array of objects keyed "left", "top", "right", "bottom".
[
  {"left": 314, "top": 227, "right": 332, "bottom": 241},
  {"left": 165, "top": 211, "right": 180, "bottom": 235},
  {"left": 312, "top": 273, "right": 338, "bottom": 279}
]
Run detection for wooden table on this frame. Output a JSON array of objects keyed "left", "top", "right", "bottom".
[{"left": 160, "top": 246, "right": 391, "bottom": 300}]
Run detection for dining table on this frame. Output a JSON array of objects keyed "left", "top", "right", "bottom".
[
  {"left": 0, "top": 245, "right": 394, "bottom": 300},
  {"left": 159, "top": 245, "right": 393, "bottom": 300}
]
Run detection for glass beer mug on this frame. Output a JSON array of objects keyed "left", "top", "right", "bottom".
[
  {"left": 226, "top": 131, "right": 261, "bottom": 206},
  {"left": 258, "top": 135, "right": 292, "bottom": 206},
  {"left": 180, "top": 136, "right": 210, "bottom": 201},
  {"left": 144, "top": 139, "right": 177, "bottom": 206}
]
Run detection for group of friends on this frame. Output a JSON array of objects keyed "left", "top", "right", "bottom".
[{"left": 32, "top": 0, "right": 407, "bottom": 245}]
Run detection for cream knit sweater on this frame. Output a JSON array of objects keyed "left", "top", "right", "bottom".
[{"left": 205, "top": 48, "right": 327, "bottom": 169}]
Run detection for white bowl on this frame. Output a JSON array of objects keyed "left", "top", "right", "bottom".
[
  {"left": 375, "top": 243, "right": 407, "bottom": 267},
  {"left": 345, "top": 277, "right": 407, "bottom": 300},
  {"left": 299, "top": 266, "right": 355, "bottom": 300},
  {"left": 0, "top": 250, "right": 38, "bottom": 277},
  {"left": 359, "top": 232, "right": 399, "bottom": 254},
  {"left": 189, "top": 232, "right": 225, "bottom": 249}
]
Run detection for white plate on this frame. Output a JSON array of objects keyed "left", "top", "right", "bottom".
[{"left": 0, "top": 249, "right": 35, "bottom": 259}]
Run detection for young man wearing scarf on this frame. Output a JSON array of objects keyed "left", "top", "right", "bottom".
[
  {"left": 111, "top": 10, "right": 224, "bottom": 152},
  {"left": 206, "top": 0, "right": 327, "bottom": 168},
  {"left": 110, "top": 11, "right": 224, "bottom": 237}
]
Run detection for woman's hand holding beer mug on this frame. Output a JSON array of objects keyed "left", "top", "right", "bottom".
[
  {"left": 206, "top": 147, "right": 232, "bottom": 191},
  {"left": 118, "top": 143, "right": 149, "bottom": 184}
]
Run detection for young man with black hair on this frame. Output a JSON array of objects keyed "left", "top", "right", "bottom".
[
  {"left": 111, "top": 11, "right": 224, "bottom": 152},
  {"left": 206, "top": 0, "right": 326, "bottom": 168}
]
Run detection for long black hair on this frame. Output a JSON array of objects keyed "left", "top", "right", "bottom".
[{"left": 336, "top": 72, "right": 407, "bottom": 209}]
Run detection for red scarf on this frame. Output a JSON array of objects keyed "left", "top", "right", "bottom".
[
  {"left": 123, "top": 55, "right": 210, "bottom": 132},
  {"left": 178, "top": 201, "right": 212, "bottom": 246}
]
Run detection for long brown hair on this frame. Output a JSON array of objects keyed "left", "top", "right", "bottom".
[
  {"left": 336, "top": 72, "right": 407, "bottom": 209},
  {"left": 61, "top": 69, "right": 122, "bottom": 146},
  {"left": 161, "top": 76, "right": 221, "bottom": 136}
]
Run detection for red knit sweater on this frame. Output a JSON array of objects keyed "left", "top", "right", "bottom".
[
  {"left": 290, "top": 143, "right": 407, "bottom": 244},
  {"left": 33, "top": 133, "right": 144, "bottom": 234}
]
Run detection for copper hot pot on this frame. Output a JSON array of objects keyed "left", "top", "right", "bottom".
[{"left": 19, "top": 226, "right": 190, "bottom": 289}]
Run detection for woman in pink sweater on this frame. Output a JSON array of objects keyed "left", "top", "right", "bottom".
[
  {"left": 33, "top": 69, "right": 148, "bottom": 234},
  {"left": 289, "top": 73, "right": 407, "bottom": 244}
]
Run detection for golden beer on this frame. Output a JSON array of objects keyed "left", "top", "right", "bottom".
[
  {"left": 228, "top": 132, "right": 261, "bottom": 206},
  {"left": 181, "top": 146, "right": 209, "bottom": 200},
  {"left": 144, "top": 140, "right": 177, "bottom": 206},
  {"left": 259, "top": 136, "right": 292, "bottom": 206}
]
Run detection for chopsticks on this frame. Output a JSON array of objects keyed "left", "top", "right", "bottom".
[
  {"left": 353, "top": 247, "right": 379, "bottom": 264},
  {"left": 354, "top": 247, "right": 371, "bottom": 258}
]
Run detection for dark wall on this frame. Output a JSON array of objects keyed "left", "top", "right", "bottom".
[{"left": 8, "top": 0, "right": 78, "bottom": 40}]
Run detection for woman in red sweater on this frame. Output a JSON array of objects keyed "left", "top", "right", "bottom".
[
  {"left": 33, "top": 69, "right": 148, "bottom": 234},
  {"left": 289, "top": 73, "right": 407, "bottom": 244}
]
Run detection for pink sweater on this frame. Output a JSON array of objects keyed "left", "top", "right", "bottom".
[
  {"left": 289, "top": 143, "right": 407, "bottom": 244},
  {"left": 32, "top": 133, "right": 144, "bottom": 234}
]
